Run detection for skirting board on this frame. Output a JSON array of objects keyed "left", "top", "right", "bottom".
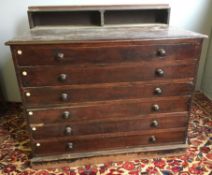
[{"left": 30, "top": 143, "right": 188, "bottom": 169}]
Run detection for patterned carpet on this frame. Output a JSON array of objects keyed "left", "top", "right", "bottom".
[{"left": 0, "top": 92, "right": 211, "bottom": 175}]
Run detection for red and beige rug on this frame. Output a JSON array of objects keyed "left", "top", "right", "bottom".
[{"left": 0, "top": 92, "right": 211, "bottom": 175}]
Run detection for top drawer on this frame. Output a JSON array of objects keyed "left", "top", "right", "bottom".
[{"left": 13, "top": 43, "right": 199, "bottom": 66}]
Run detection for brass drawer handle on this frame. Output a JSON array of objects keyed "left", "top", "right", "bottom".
[
  {"left": 61, "top": 93, "right": 69, "bottom": 101},
  {"left": 25, "top": 92, "right": 31, "bottom": 97},
  {"left": 36, "top": 143, "right": 41, "bottom": 147},
  {"left": 154, "top": 87, "right": 162, "bottom": 95},
  {"left": 152, "top": 104, "right": 160, "bottom": 111},
  {"left": 149, "top": 136, "right": 156, "bottom": 143},
  {"left": 67, "top": 142, "right": 73, "bottom": 150},
  {"left": 17, "top": 50, "right": 23, "bottom": 55},
  {"left": 157, "top": 48, "right": 166, "bottom": 57},
  {"left": 155, "top": 68, "right": 164, "bottom": 77},
  {"left": 58, "top": 74, "right": 67, "bottom": 82},
  {"left": 31, "top": 127, "right": 37, "bottom": 131},
  {"left": 63, "top": 111, "right": 71, "bottom": 119},
  {"left": 22, "top": 71, "right": 28, "bottom": 76},
  {"left": 65, "top": 126, "right": 72, "bottom": 135},
  {"left": 28, "top": 111, "right": 33, "bottom": 116},
  {"left": 55, "top": 52, "right": 64, "bottom": 61},
  {"left": 151, "top": 120, "right": 159, "bottom": 127}
]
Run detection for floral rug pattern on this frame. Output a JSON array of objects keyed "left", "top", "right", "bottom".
[{"left": 0, "top": 93, "right": 211, "bottom": 175}]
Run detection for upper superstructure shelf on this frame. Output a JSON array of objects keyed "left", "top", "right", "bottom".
[{"left": 28, "top": 4, "right": 170, "bottom": 28}]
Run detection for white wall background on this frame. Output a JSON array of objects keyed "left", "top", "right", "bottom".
[
  {"left": 0, "top": 0, "right": 212, "bottom": 101},
  {"left": 202, "top": 28, "right": 212, "bottom": 100}
]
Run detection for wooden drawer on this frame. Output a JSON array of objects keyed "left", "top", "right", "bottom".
[
  {"left": 19, "top": 60, "right": 197, "bottom": 87},
  {"left": 13, "top": 43, "right": 199, "bottom": 66},
  {"left": 30, "top": 112, "right": 188, "bottom": 139},
  {"left": 32, "top": 128, "right": 186, "bottom": 156},
  {"left": 22, "top": 80, "right": 193, "bottom": 106},
  {"left": 27, "top": 96, "right": 190, "bottom": 124}
]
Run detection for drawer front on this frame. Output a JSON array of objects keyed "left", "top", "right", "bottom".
[
  {"left": 23, "top": 81, "right": 193, "bottom": 106},
  {"left": 28, "top": 96, "right": 190, "bottom": 124},
  {"left": 19, "top": 60, "right": 197, "bottom": 87},
  {"left": 32, "top": 129, "right": 186, "bottom": 156},
  {"left": 13, "top": 43, "right": 199, "bottom": 66},
  {"left": 30, "top": 113, "right": 188, "bottom": 139}
]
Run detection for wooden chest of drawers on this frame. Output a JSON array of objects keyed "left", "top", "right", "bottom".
[{"left": 6, "top": 5, "right": 206, "bottom": 165}]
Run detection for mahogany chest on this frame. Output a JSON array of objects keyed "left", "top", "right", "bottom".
[{"left": 6, "top": 4, "right": 206, "bottom": 165}]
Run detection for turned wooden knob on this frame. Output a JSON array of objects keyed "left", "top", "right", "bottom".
[
  {"left": 152, "top": 104, "right": 160, "bottom": 111},
  {"left": 151, "top": 120, "right": 159, "bottom": 127},
  {"left": 157, "top": 48, "right": 166, "bottom": 57},
  {"left": 61, "top": 93, "right": 68, "bottom": 101},
  {"left": 154, "top": 87, "right": 162, "bottom": 95},
  {"left": 155, "top": 68, "right": 164, "bottom": 77},
  {"left": 67, "top": 142, "right": 73, "bottom": 150},
  {"left": 65, "top": 126, "right": 72, "bottom": 135},
  {"left": 55, "top": 52, "right": 64, "bottom": 61},
  {"left": 149, "top": 136, "right": 156, "bottom": 143},
  {"left": 58, "top": 74, "right": 67, "bottom": 82},
  {"left": 63, "top": 111, "right": 71, "bottom": 119}
]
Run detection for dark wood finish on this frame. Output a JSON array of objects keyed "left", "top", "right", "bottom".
[
  {"left": 0, "top": 84, "right": 7, "bottom": 115},
  {"left": 22, "top": 80, "right": 193, "bottom": 106},
  {"left": 30, "top": 11, "right": 101, "bottom": 28},
  {"left": 6, "top": 5, "right": 206, "bottom": 165},
  {"left": 13, "top": 43, "right": 199, "bottom": 66},
  {"left": 6, "top": 28, "right": 206, "bottom": 46},
  {"left": 104, "top": 9, "right": 169, "bottom": 25},
  {"left": 32, "top": 128, "right": 186, "bottom": 156},
  {"left": 31, "top": 113, "right": 188, "bottom": 139},
  {"left": 19, "top": 60, "right": 197, "bottom": 87},
  {"left": 30, "top": 144, "right": 188, "bottom": 167},
  {"left": 0, "top": 85, "right": 5, "bottom": 103},
  {"left": 28, "top": 96, "right": 190, "bottom": 123}
]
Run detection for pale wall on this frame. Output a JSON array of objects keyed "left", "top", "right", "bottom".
[
  {"left": 202, "top": 28, "right": 212, "bottom": 100},
  {"left": 0, "top": 0, "right": 211, "bottom": 102}
]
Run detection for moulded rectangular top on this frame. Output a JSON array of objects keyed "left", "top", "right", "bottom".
[{"left": 6, "top": 24, "right": 207, "bottom": 45}]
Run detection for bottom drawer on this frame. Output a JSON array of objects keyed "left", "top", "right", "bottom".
[{"left": 32, "top": 128, "right": 186, "bottom": 156}]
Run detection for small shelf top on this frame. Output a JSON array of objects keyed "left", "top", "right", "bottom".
[{"left": 28, "top": 4, "right": 170, "bottom": 12}]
